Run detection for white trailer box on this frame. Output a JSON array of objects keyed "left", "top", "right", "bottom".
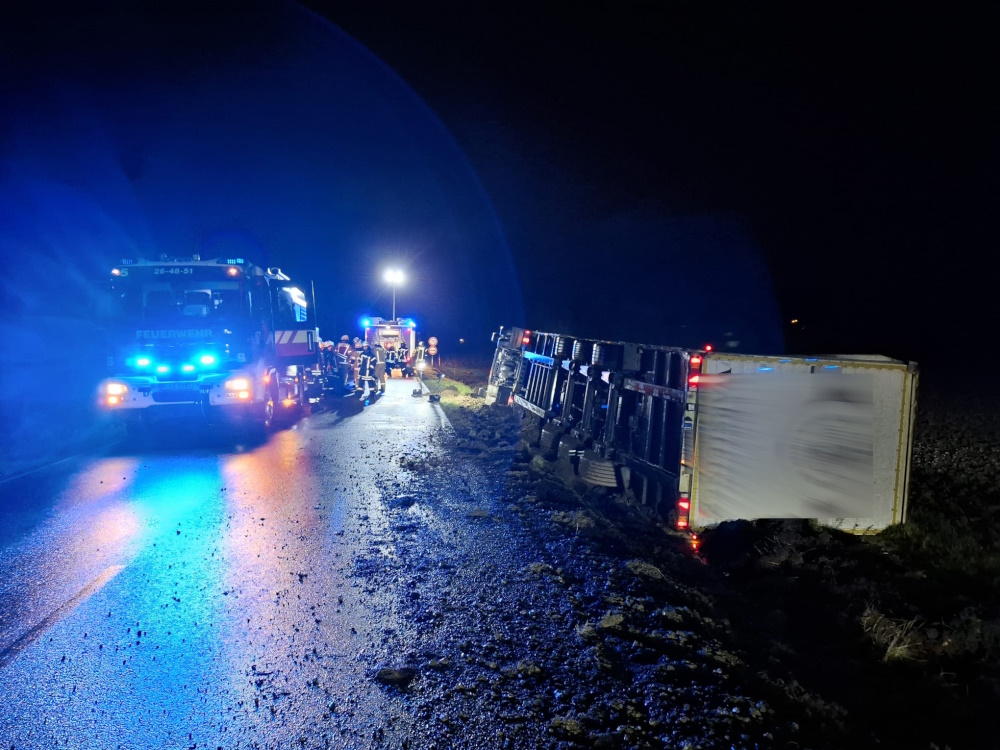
[{"left": 689, "top": 354, "right": 918, "bottom": 533}]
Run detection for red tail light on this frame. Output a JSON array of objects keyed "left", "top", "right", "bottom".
[
  {"left": 677, "top": 493, "right": 691, "bottom": 530},
  {"left": 690, "top": 356, "right": 702, "bottom": 367},
  {"left": 688, "top": 375, "right": 700, "bottom": 385}
]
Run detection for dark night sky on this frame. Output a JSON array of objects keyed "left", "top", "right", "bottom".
[
  {"left": 319, "top": 2, "right": 998, "bottom": 365},
  {"left": 1, "top": 1, "right": 997, "bottom": 379}
]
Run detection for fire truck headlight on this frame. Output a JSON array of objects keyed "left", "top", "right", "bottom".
[
  {"left": 106, "top": 383, "right": 128, "bottom": 396},
  {"left": 226, "top": 377, "right": 250, "bottom": 391}
]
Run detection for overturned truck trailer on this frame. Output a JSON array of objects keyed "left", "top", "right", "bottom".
[{"left": 487, "top": 327, "right": 918, "bottom": 534}]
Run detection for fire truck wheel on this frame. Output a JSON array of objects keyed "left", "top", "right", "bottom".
[{"left": 260, "top": 387, "right": 276, "bottom": 432}]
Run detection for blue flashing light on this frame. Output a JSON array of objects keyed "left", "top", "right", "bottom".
[
  {"left": 136, "top": 357, "right": 151, "bottom": 367},
  {"left": 805, "top": 358, "right": 819, "bottom": 362},
  {"left": 779, "top": 359, "right": 791, "bottom": 363},
  {"left": 361, "top": 317, "right": 371, "bottom": 328},
  {"left": 182, "top": 364, "right": 195, "bottom": 373},
  {"left": 409, "top": 321, "right": 416, "bottom": 329},
  {"left": 199, "top": 354, "right": 216, "bottom": 365},
  {"left": 156, "top": 365, "right": 170, "bottom": 373},
  {"left": 226, "top": 258, "right": 244, "bottom": 265},
  {"left": 823, "top": 365, "right": 839, "bottom": 370},
  {"left": 759, "top": 366, "right": 774, "bottom": 372}
]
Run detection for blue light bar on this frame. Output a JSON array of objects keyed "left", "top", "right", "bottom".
[
  {"left": 157, "top": 365, "right": 170, "bottom": 373},
  {"left": 136, "top": 357, "right": 151, "bottom": 367},
  {"left": 823, "top": 365, "right": 839, "bottom": 370},
  {"left": 759, "top": 366, "right": 774, "bottom": 372},
  {"left": 226, "top": 258, "right": 244, "bottom": 265},
  {"left": 182, "top": 364, "right": 195, "bottom": 372},
  {"left": 200, "top": 354, "right": 216, "bottom": 365}
]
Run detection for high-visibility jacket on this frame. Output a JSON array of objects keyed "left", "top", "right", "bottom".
[
  {"left": 359, "top": 350, "right": 376, "bottom": 382},
  {"left": 415, "top": 344, "right": 426, "bottom": 361}
]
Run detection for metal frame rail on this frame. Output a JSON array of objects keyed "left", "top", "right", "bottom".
[{"left": 491, "top": 328, "right": 699, "bottom": 515}]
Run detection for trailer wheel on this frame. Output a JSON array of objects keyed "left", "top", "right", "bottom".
[
  {"left": 579, "top": 451, "right": 620, "bottom": 488},
  {"left": 554, "top": 336, "right": 573, "bottom": 358},
  {"left": 571, "top": 340, "right": 592, "bottom": 363},
  {"left": 592, "top": 343, "right": 621, "bottom": 369}
]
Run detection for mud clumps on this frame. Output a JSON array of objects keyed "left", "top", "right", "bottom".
[{"left": 431, "top": 370, "right": 1000, "bottom": 750}]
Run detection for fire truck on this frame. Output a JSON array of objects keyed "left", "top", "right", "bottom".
[
  {"left": 98, "top": 255, "right": 332, "bottom": 438},
  {"left": 362, "top": 316, "right": 418, "bottom": 375}
]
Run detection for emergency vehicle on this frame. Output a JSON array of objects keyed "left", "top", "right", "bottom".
[
  {"left": 98, "top": 255, "right": 326, "bottom": 438},
  {"left": 361, "top": 316, "right": 418, "bottom": 375}
]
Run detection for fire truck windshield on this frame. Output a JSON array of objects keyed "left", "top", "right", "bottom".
[{"left": 111, "top": 267, "right": 249, "bottom": 325}]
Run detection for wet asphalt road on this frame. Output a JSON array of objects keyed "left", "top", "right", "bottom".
[{"left": 0, "top": 378, "right": 452, "bottom": 749}]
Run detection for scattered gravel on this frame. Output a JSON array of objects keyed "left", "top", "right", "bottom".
[{"left": 378, "top": 371, "right": 1000, "bottom": 750}]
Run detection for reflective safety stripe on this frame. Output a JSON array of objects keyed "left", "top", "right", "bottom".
[{"left": 275, "top": 330, "right": 313, "bottom": 356}]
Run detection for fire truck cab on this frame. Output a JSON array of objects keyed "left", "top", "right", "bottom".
[{"left": 98, "top": 255, "right": 323, "bottom": 438}]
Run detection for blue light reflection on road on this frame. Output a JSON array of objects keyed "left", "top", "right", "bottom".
[{"left": 0, "top": 454, "right": 239, "bottom": 748}]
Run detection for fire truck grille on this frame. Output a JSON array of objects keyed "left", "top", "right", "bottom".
[{"left": 151, "top": 390, "right": 203, "bottom": 403}]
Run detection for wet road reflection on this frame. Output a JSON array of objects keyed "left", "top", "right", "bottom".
[{"left": 0, "top": 378, "right": 440, "bottom": 748}]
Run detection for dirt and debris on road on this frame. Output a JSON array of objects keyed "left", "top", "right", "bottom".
[
  {"left": 3, "top": 367, "right": 996, "bottom": 749},
  {"left": 402, "top": 368, "right": 1000, "bottom": 750}
]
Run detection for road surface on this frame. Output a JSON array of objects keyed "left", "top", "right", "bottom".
[
  {"left": 0, "top": 378, "right": 465, "bottom": 749},
  {"left": 1, "top": 376, "right": 835, "bottom": 750}
]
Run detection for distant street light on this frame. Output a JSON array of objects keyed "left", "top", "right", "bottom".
[{"left": 383, "top": 269, "right": 404, "bottom": 321}]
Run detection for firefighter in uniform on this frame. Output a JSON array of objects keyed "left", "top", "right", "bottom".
[
  {"left": 357, "top": 342, "right": 376, "bottom": 401},
  {"left": 373, "top": 341, "right": 387, "bottom": 394},
  {"left": 336, "top": 335, "right": 351, "bottom": 359},
  {"left": 352, "top": 337, "right": 364, "bottom": 387},
  {"left": 385, "top": 344, "right": 398, "bottom": 377},
  {"left": 415, "top": 340, "right": 427, "bottom": 371},
  {"left": 398, "top": 340, "right": 411, "bottom": 377},
  {"left": 333, "top": 335, "right": 352, "bottom": 393}
]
